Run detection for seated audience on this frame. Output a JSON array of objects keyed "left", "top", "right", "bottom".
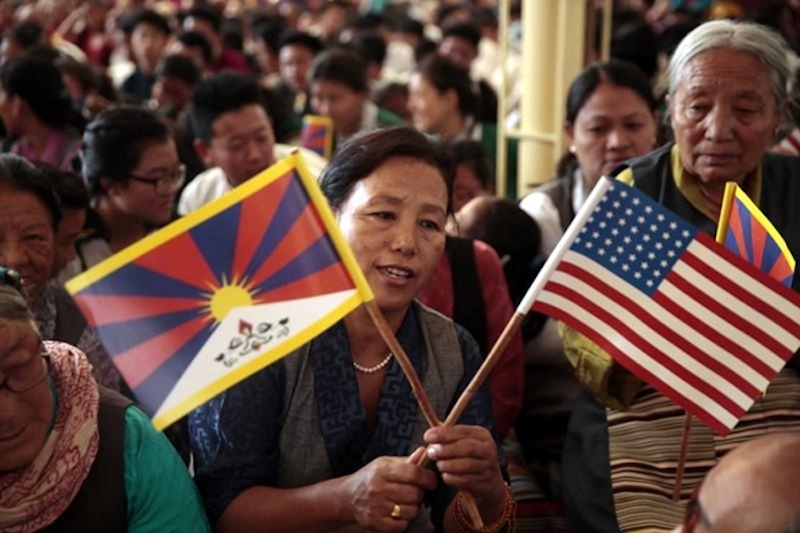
[
  {"left": 170, "top": 29, "right": 214, "bottom": 74},
  {"left": 0, "top": 270, "right": 210, "bottom": 532},
  {"left": 120, "top": 9, "right": 170, "bottom": 103},
  {"left": 437, "top": 21, "right": 498, "bottom": 124},
  {"left": 178, "top": 72, "right": 325, "bottom": 215},
  {"left": 308, "top": 47, "right": 405, "bottom": 149},
  {"left": 32, "top": 163, "right": 89, "bottom": 280},
  {"left": 63, "top": 106, "right": 182, "bottom": 277},
  {"left": 560, "top": 21, "right": 800, "bottom": 532},
  {"left": 0, "top": 20, "right": 44, "bottom": 64},
  {"left": 189, "top": 127, "right": 514, "bottom": 532},
  {"left": 0, "top": 154, "right": 120, "bottom": 390},
  {"left": 447, "top": 138, "right": 494, "bottom": 213},
  {"left": 151, "top": 54, "right": 202, "bottom": 121},
  {"left": 273, "top": 30, "right": 324, "bottom": 135},
  {"left": 0, "top": 55, "right": 83, "bottom": 171},
  {"left": 409, "top": 54, "right": 515, "bottom": 186},
  {"left": 181, "top": 6, "right": 249, "bottom": 74}
]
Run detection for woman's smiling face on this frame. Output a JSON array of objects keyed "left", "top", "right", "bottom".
[{"left": 335, "top": 156, "right": 448, "bottom": 319}]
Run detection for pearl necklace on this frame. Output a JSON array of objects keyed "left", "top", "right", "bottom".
[{"left": 353, "top": 352, "right": 393, "bottom": 374}]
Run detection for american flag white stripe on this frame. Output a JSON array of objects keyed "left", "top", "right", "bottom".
[
  {"left": 654, "top": 278, "right": 776, "bottom": 387},
  {"left": 660, "top": 270, "right": 791, "bottom": 370},
  {"left": 536, "top": 267, "right": 741, "bottom": 432},
  {"left": 550, "top": 254, "right": 769, "bottom": 395},
  {"left": 539, "top": 253, "right": 759, "bottom": 406},
  {"left": 689, "top": 237, "right": 800, "bottom": 334},
  {"left": 535, "top": 257, "right": 799, "bottom": 434}
]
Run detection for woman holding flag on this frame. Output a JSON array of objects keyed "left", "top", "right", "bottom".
[
  {"left": 188, "top": 127, "right": 514, "bottom": 532},
  {"left": 561, "top": 19, "right": 800, "bottom": 532}
]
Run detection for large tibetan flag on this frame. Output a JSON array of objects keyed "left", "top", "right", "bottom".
[
  {"left": 528, "top": 179, "right": 800, "bottom": 435},
  {"left": 66, "top": 153, "right": 374, "bottom": 430},
  {"left": 717, "top": 182, "right": 795, "bottom": 287},
  {"left": 300, "top": 115, "right": 334, "bottom": 160}
]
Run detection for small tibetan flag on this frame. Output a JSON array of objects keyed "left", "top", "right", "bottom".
[
  {"left": 300, "top": 114, "right": 334, "bottom": 160},
  {"left": 66, "top": 153, "right": 374, "bottom": 430},
  {"left": 717, "top": 182, "right": 795, "bottom": 287}
]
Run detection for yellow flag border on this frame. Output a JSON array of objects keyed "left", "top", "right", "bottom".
[
  {"left": 302, "top": 114, "right": 335, "bottom": 161},
  {"left": 716, "top": 181, "right": 796, "bottom": 271},
  {"left": 66, "top": 153, "right": 375, "bottom": 302},
  {"left": 151, "top": 290, "right": 363, "bottom": 430}
]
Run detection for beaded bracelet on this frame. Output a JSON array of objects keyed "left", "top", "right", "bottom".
[{"left": 454, "top": 485, "right": 516, "bottom": 532}]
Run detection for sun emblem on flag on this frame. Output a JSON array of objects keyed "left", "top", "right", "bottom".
[{"left": 205, "top": 277, "right": 256, "bottom": 324}]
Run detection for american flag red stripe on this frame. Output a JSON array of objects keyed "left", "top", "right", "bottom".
[
  {"left": 529, "top": 182, "right": 800, "bottom": 435},
  {"left": 536, "top": 259, "right": 750, "bottom": 433},
  {"left": 550, "top": 260, "right": 758, "bottom": 397}
]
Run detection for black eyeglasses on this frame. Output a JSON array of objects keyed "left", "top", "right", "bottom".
[
  {"left": 0, "top": 352, "right": 50, "bottom": 394},
  {"left": 128, "top": 164, "right": 186, "bottom": 194}
]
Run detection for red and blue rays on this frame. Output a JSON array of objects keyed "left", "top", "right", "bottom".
[
  {"left": 720, "top": 183, "right": 795, "bottom": 287},
  {"left": 67, "top": 157, "right": 365, "bottom": 425},
  {"left": 300, "top": 115, "right": 334, "bottom": 160}
]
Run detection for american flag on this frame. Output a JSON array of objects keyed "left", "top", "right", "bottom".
[{"left": 532, "top": 181, "right": 800, "bottom": 435}]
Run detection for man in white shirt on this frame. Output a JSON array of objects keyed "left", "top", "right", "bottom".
[{"left": 178, "top": 72, "right": 326, "bottom": 215}]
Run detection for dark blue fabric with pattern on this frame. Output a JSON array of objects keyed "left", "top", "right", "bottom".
[
  {"left": 188, "top": 307, "right": 498, "bottom": 528},
  {"left": 312, "top": 310, "right": 424, "bottom": 477}
]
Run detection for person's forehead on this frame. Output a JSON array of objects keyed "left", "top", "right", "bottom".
[
  {"left": 0, "top": 320, "right": 36, "bottom": 365},
  {"left": 211, "top": 105, "right": 271, "bottom": 138},
  {"left": 134, "top": 22, "right": 166, "bottom": 36},
  {"left": 675, "top": 49, "right": 773, "bottom": 94}
]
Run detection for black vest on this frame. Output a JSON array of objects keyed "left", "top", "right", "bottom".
[
  {"left": 41, "top": 388, "right": 130, "bottom": 532},
  {"left": 627, "top": 144, "right": 800, "bottom": 287}
]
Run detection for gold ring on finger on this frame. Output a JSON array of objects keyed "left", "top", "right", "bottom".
[{"left": 390, "top": 503, "right": 402, "bottom": 519}]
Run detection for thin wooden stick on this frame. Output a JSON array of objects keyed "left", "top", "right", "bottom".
[
  {"left": 363, "top": 300, "right": 484, "bottom": 527},
  {"left": 414, "top": 312, "right": 526, "bottom": 470},
  {"left": 364, "top": 300, "right": 441, "bottom": 428},
  {"left": 673, "top": 411, "right": 692, "bottom": 501},
  {"left": 444, "top": 312, "right": 526, "bottom": 426}
]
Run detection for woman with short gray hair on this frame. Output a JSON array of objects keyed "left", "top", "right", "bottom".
[{"left": 560, "top": 19, "right": 800, "bottom": 532}]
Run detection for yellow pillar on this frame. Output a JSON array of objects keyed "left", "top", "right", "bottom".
[{"left": 507, "top": 0, "right": 586, "bottom": 197}]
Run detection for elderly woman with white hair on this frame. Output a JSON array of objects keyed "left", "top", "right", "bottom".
[{"left": 559, "top": 19, "right": 800, "bottom": 532}]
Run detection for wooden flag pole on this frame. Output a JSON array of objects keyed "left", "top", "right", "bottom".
[
  {"left": 674, "top": 182, "right": 738, "bottom": 501},
  {"left": 410, "top": 313, "right": 527, "bottom": 526},
  {"left": 673, "top": 412, "right": 693, "bottom": 501},
  {"left": 363, "top": 300, "right": 485, "bottom": 527},
  {"left": 444, "top": 312, "right": 526, "bottom": 426},
  {"left": 364, "top": 300, "right": 441, "bottom": 429},
  {"left": 415, "top": 177, "right": 616, "bottom": 446}
]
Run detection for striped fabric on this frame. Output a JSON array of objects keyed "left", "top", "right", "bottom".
[
  {"left": 777, "top": 127, "right": 800, "bottom": 156},
  {"left": 608, "top": 367, "right": 800, "bottom": 532},
  {"left": 503, "top": 432, "right": 569, "bottom": 532}
]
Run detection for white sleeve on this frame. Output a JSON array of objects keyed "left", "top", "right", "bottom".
[{"left": 518, "top": 192, "right": 564, "bottom": 257}]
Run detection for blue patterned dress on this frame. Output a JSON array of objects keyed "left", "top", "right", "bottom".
[{"left": 189, "top": 304, "right": 502, "bottom": 531}]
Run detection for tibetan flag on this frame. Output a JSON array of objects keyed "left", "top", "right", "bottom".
[
  {"left": 530, "top": 180, "right": 800, "bottom": 435},
  {"left": 66, "top": 153, "right": 374, "bottom": 430},
  {"left": 717, "top": 182, "right": 795, "bottom": 287},
  {"left": 300, "top": 115, "right": 334, "bottom": 160}
]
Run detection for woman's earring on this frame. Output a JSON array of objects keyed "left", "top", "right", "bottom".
[{"left": 569, "top": 145, "right": 576, "bottom": 154}]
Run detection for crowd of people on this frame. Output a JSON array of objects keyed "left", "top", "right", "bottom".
[{"left": 2, "top": 0, "right": 800, "bottom": 532}]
